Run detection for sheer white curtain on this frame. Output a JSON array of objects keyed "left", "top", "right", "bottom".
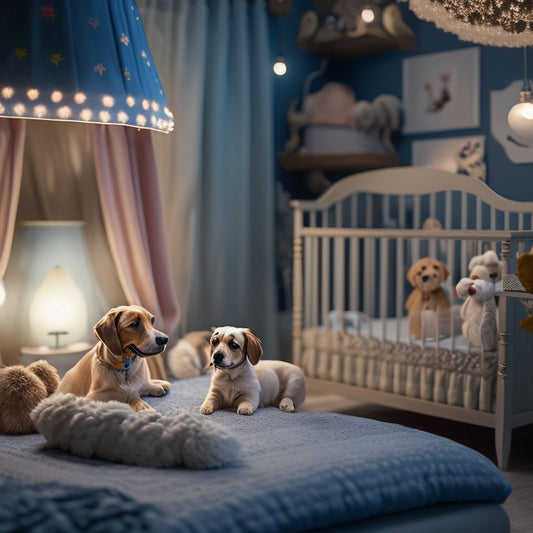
[{"left": 140, "top": 0, "right": 279, "bottom": 355}]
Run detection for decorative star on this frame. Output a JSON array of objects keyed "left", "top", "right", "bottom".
[
  {"left": 94, "top": 62, "right": 106, "bottom": 76},
  {"left": 123, "top": 67, "right": 131, "bottom": 81},
  {"left": 50, "top": 53, "right": 64, "bottom": 66},
  {"left": 14, "top": 48, "right": 28, "bottom": 60},
  {"left": 41, "top": 4, "right": 55, "bottom": 21},
  {"left": 120, "top": 33, "right": 129, "bottom": 46},
  {"left": 88, "top": 17, "right": 100, "bottom": 30}
]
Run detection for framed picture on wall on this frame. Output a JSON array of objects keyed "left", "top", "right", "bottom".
[
  {"left": 402, "top": 47, "right": 480, "bottom": 134},
  {"left": 412, "top": 136, "right": 486, "bottom": 181}
]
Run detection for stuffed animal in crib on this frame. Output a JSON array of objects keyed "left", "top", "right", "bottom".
[
  {"left": 0, "top": 360, "right": 60, "bottom": 434},
  {"left": 405, "top": 257, "right": 450, "bottom": 340},
  {"left": 456, "top": 275, "right": 498, "bottom": 351},
  {"left": 468, "top": 250, "right": 503, "bottom": 287},
  {"left": 516, "top": 246, "right": 533, "bottom": 332}
]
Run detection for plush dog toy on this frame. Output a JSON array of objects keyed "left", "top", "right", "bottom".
[
  {"left": 0, "top": 360, "right": 60, "bottom": 434},
  {"left": 405, "top": 257, "right": 450, "bottom": 339},
  {"left": 456, "top": 276, "right": 498, "bottom": 351}
]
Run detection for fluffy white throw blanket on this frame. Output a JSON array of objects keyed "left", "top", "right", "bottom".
[{"left": 31, "top": 393, "right": 241, "bottom": 469}]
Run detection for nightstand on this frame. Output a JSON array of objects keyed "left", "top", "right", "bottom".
[{"left": 20, "top": 341, "right": 93, "bottom": 377}]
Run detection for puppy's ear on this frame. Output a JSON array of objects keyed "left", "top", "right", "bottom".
[
  {"left": 243, "top": 329, "right": 263, "bottom": 365},
  {"left": 440, "top": 261, "right": 450, "bottom": 281},
  {"left": 406, "top": 261, "right": 420, "bottom": 287},
  {"left": 94, "top": 310, "right": 123, "bottom": 356}
]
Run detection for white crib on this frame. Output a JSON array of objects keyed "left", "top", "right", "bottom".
[{"left": 290, "top": 166, "right": 533, "bottom": 469}]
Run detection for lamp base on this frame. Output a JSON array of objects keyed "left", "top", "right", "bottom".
[{"left": 20, "top": 341, "right": 93, "bottom": 377}]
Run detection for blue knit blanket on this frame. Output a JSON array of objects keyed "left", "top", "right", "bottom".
[{"left": 0, "top": 375, "right": 511, "bottom": 532}]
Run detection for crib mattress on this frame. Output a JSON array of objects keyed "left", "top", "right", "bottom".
[{"left": 302, "top": 315, "right": 497, "bottom": 412}]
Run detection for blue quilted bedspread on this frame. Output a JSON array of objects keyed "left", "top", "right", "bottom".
[{"left": 0, "top": 375, "right": 511, "bottom": 532}]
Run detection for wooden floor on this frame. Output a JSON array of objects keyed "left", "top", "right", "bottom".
[{"left": 301, "top": 385, "right": 533, "bottom": 533}]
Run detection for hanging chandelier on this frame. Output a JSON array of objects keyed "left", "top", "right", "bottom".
[{"left": 409, "top": 0, "right": 533, "bottom": 47}]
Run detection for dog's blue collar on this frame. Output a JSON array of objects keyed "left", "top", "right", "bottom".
[{"left": 120, "top": 356, "right": 137, "bottom": 371}]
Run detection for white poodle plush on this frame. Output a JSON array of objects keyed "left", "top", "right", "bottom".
[
  {"left": 456, "top": 275, "right": 497, "bottom": 351},
  {"left": 468, "top": 250, "right": 502, "bottom": 287}
]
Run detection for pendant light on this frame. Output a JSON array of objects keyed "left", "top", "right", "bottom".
[{"left": 508, "top": 48, "right": 533, "bottom": 144}]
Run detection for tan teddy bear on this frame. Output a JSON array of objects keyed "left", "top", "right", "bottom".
[
  {"left": 0, "top": 360, "right": 60, "bottom": 434},
  {"left": 405, "top": 257, "right": 450, "bottom": 340}
]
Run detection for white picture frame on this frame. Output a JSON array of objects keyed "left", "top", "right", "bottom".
[
  {"left": 412, "top": 136, "right": 486, "bottom": 181},
  {"left": 402, "top": 47, "right": 480, "bottom": 134}
]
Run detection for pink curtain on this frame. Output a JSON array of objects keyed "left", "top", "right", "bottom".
[
  {"left": 0, "top": 119, "right": 25, "bottom": 280},
  {"left": 92, "top": 125, "right": 179, "bottom": 379}
]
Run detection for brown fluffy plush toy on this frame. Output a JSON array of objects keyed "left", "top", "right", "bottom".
[
  {"left": 516, "top": 246, "right": 533, "bottom": 332},
  {"left": 405, "top": 257, "right": 450, "bottom": 340},
  {"left": 0, "top": 360, "right": 60, "bottom": 434}
]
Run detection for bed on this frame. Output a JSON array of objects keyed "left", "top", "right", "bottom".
[
  {"left": 290, "top": 166, "right": 533, "bottom": 470},
  {"left": 0, "top": 374, "right": 512, "bottom": 532}
]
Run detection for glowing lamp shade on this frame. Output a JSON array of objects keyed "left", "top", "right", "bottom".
[
  {"left": 16, "top": 221, "right": 108, "bottom": 350},
  {"left": 508, "top": 101, "right": 533, "bottom": 143},
  {"left": 29, "top": 266, "right": 88, "bottom": 349},
  {"left": 0, "top": 0, "right": 173, "bottom": 133}
]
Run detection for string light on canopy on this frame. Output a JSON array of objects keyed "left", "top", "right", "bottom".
[
  {"left": 0, "top": 0, "right": 173, "bottom": 133},
  {"left": 409, "top": 0, "right": 533, "bottom": 47}
]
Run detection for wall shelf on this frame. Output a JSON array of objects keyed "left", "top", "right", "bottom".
[
  {"left": 297, "top": 33, "right": 415, "bottom": 61},
  {"left": 277, "top": 152, "right": 399, "bottom": 173}
]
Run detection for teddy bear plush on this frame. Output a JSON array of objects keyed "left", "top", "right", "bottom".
[
  {"left": 405, "top": 257, "right": 450, "bottom": 340},
  {"left": 0, "top": 360, "right": 60, "bottom": 434},
  {"left": 516, "top": 246, "right": 533, "bottom": 332},
  {"left": 456, "top": 275, "right": 498, "bottom": 351}
]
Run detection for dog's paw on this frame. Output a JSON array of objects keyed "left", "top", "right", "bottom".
[
  {"left": 149, "top": 380, "right": 171, "bottom": 396},
  {"left": 199, "top": 402, "right": 214, "bottom": 415},
  {"left": 237, "top": 401, "right": 254, "bottom": 415},
  {"left": 279, "top": 397, "right": 295, "bottom": 412},
  {"left": 130, "top": 398, "right": 154, "bottom": 412}
]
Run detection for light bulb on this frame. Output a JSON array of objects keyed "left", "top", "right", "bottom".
[
  {"left": 273, "top": 57, "right": 287, "bottom": 76},
  {"left": 508, "top": 90, "right": 533, "bottom": 143},
  {"left": 361, "top": 7, "right": 375, "bottom": 23}
]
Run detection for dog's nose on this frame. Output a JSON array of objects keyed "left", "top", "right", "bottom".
[
  {"left": 156, "top": 336, "right": 168, "bottom": 346},
  {"left": 490, "top": 272, "right": 497, "bottom": 279},
  {"left": 422, "top": 275, "right": 429, "bottom": 282},
  {"left": 213, "top": 351, "right": 224, "bottom": 365}
]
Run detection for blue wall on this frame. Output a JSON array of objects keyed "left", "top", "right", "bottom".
[{"left": 273, "top": 3, "right": 533, "bottom": 201}]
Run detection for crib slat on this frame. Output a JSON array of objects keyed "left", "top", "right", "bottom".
[
  {"left": 350, "top": 237, "right": 359, "bottom": 312},
  {"left": 334, "top": 236, "right": 344, "bottom": 313},
  {"left": 364, "top": 237, "right": 375, "bottom": 336},
  {"left": 380, "top": 238, "right": 388, "bottom": 341},
  {"left": 399, "top": 196, "right": 406, "bottom": 228},
  {"left": 321, "top": 210, "right": 330, "bottom": 328},
  {"left": 395, "top": 237, "right": 404, "bottom": 343},
  {"left": 445, "top": 191, "right": 452, "bottom": 229}
]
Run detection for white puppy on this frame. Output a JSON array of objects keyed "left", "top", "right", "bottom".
[{"left": 199, "top": 326, "right": 306, "bottom": 416}]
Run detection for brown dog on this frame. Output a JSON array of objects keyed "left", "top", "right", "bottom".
[
  {"left": 57, "top": 305, "right": 170, "bottom": 411},
  {"left": 199, "top": 326, "right": 306, "bottom": 416},
  {"left": 167, "top": 330, "right": 213, "bottom": 379},
  {"left": 405, "top": 258, "right": 450, "bottom": 340}
]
